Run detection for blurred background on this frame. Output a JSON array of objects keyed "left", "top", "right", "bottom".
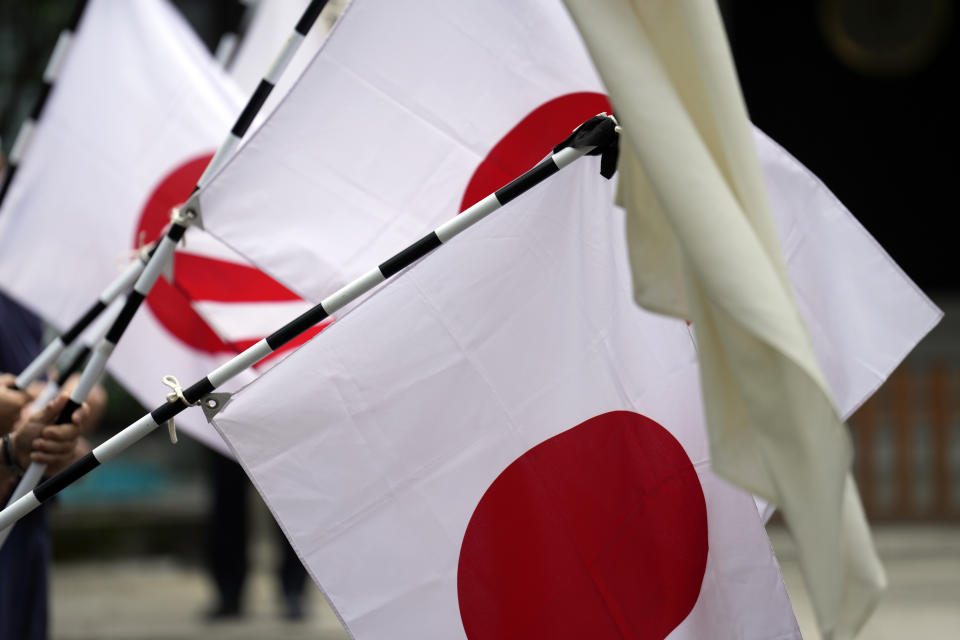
[
  {"left": 1, "top": 0, "right": 957, "bottom": 638},
  {"left": 728, "top": 2, "right": 959, "bottom": 637}
]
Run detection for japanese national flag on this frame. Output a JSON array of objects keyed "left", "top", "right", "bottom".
[
  {"left": 212, "top": 157, "right": 802, "bottom": 639},
  {"left": 0, "top": 0, "right": 316, "bottom": 451},
  {"left": 191, "top": 0, "right": 936, "bottom": 635},
  {"left": 194, "top": 0, "right": 939, "bottom": 424}
]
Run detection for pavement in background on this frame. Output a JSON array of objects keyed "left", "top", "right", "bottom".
[
  {"left": 51, "top": 557, "right": 349, "bottom": 640},
  {"left": 50, "top": 524, "right": 958, "bottom": 639},
  {"left": 769, "top": 523, "right": 960, "bottom": 640}
]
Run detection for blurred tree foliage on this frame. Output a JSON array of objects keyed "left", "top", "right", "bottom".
[
  {"left": 0, "top": 0, "right": 243, "bottom": 155},
  {"left": 0, "top": 0, "right": 69, "bottom": 151}
]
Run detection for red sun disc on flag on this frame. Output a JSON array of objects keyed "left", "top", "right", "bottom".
[
  {"left": 135, "top": 154, "right": 322, "bottom": 357},
  {"left": 460, "top": 91, "right": 612, "bottom": 212},
  {"left": 457, "top": 411, "right": 708, "bottom": 640},
  {"left": 458, "top": 96, "right": 706, "bottom": 639}
]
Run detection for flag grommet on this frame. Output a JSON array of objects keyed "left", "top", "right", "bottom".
[
  {"left": 179, "top": 193, "right": 204, "bottom": 230},
  {"left": 199, "top": 392, "right": 234, "bottom": 423}
]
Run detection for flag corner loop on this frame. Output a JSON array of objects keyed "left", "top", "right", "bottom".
[{"left": 200, "top": 392, "right": 234, "bottom": 423}]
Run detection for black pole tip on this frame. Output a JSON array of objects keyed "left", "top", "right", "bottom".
[{"left": 553, "top": 114, "right": 621, "bottom": 179}]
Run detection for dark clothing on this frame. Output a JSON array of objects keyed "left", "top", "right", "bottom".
[
  {"left": 0, "top": 506, "right": 49, "bottom": 640},
  {"left": 0, "top": 290, "right": 42, "bottom": 373},
  {"left": 0, "top": 290, "right": 49, "bottom": 640},
  {"left": 207, "top": 449, "right": 307, "bottom": 617}
]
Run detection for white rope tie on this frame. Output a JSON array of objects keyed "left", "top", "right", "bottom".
[
  {"left": 160, "top": 374, "right": 198, "bottom": 444},
  {"left": 169, "top": 206, "right": 196, "bottom": 247},
  {"left": 137, "top": 239, "right": 155, "bottom": 263},
  {"left": 115, "top": 232, "right": 154, "bottom": 269}
]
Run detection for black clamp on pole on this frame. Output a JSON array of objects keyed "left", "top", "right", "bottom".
[{"left": 554, "top": 113, "right": 621, "bottom": 179}]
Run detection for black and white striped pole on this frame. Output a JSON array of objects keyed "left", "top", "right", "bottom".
[
  {"left": 10, "top": 249, "right": 150, "bottom": 392},
  {"left": 2, "top": 0, "right": 146, "bottom": 393},
  {"left": 0, "top": 0, "right": 89, "bottom": 207},
  {"left": 31, "top": 0, "right": 334, "bottom": 432},
  {"left": 1, "top": 1, "right": 337, "bottom": 529},
  {"left": 36, "top": 0, "right": 332, "bottom": 387},
  {"left": 7, "top": 0, "right": 332, "bottom": 391},
  {"left": 0, "top": 114, "right": 620, "bottom": 531},
  {"left": 196, "top": 0, "right": 330, "bottom": 188},
  {"left": 42, "top": 230, "right": 180, "bottom": 429}
]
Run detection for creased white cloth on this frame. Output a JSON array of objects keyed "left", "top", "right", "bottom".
[{"left": 561, "top": 0, "right": 939, "bottom": 636}]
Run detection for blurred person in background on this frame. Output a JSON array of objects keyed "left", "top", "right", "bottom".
[
  {"left": 0, "top": 285, "right": 104, "bottom": 640},
  {"left": 206, "top": 448, "right": 309, "bottom": 622}
]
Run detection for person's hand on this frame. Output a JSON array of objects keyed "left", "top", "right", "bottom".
[
  {"left": 61, "top": 374, "right": 107, "bottom": 434},
  {"left": 0, "top": 373, "right": 30, "bottom": 435},
  {"left": 12, "top": 393, "right": 91, "bottom": 475},
  {"left": 23, "top": 380, "right": 45, "bottom": 401}
]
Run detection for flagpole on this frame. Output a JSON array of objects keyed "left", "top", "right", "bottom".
[
  {"left": 0, "top": 0, "right": 89, "bottom": 207},
  {"left": 5, "top": 0, "right": 332, "bottom": 384},
  {"left": 33, "top": 0, "right": 334, "bottom": 433},
  {"left": 10, "top": 251, "right": 150, "bottom": 392},
  {"left": 196, "top": 0, "right": 331, "bottom": 190},
  {"left": 11, "top": 0, "right": 328, "bottom": 396},
  {"left": 3, "top": 0, "right": 336, "bottom": 528},
  {"left": 0, "top": 114, "right": 620, "bottom": 530},
  {"left": 2, "top": 0, "right": 147, "bottom": 393},
  {"left": 0, "top": 343, "right": 92, "bottom": 548}
]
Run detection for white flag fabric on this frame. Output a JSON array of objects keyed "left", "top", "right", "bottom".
[
  {"left": 195, "top": 0, "right": 607, "bottom": 302},
  {"left": 559, "top": 1, "right": 938, "bottom": 636},
  {"left": 193, "top": 0, "right": 938, "bottom": 419},
  {"left": 213, "top": 158, "right": 801, "bottom": 639},
  {"left": 752, "top": 128, "right": 939, "bottom": 415},
  {"left": 225, "top": 0, "right": 339, "bottom": 130},
  {"left": 0, "top": 0, "right": 315, "bottom": 451},
  {"left": 192, "top": 1, "right": 937, "bottom": 635}
]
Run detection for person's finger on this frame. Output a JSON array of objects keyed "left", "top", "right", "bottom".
[
  {"left": 30, "top": 450, "right": 73, "bottom": 466},
  {"left": 24, "top": 380, "right": 46, "bottom": 400},
  {"left": 32, "top": 438, "right": 75, "bottom": 455},
  {"left": 40, "top": 422, "right": 80, "bottom": 442},
  {"left": 71, "top": 402, "right": 91, "bottom": 430},
  {"left": 60, "top": 373, "right": 81, "bottom": 397},
  {"left": 2, "top": 383, "right": 34, "bottom": 434},
  {"left": 0, "top": 386, "right": 29, "bottom": 407},
  {"left": 33, "top": 438, "right": 88, "bottom": 473},
  {"left": 31, "top": 392, "right": 69, "bottom": 424},
  {"left": 0, "top": 373, "right": 16, "bottom": 387}
]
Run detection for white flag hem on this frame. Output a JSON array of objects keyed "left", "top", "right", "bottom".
[{"left": 758, "top": 132, "right": 943, "bottom": 418}]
